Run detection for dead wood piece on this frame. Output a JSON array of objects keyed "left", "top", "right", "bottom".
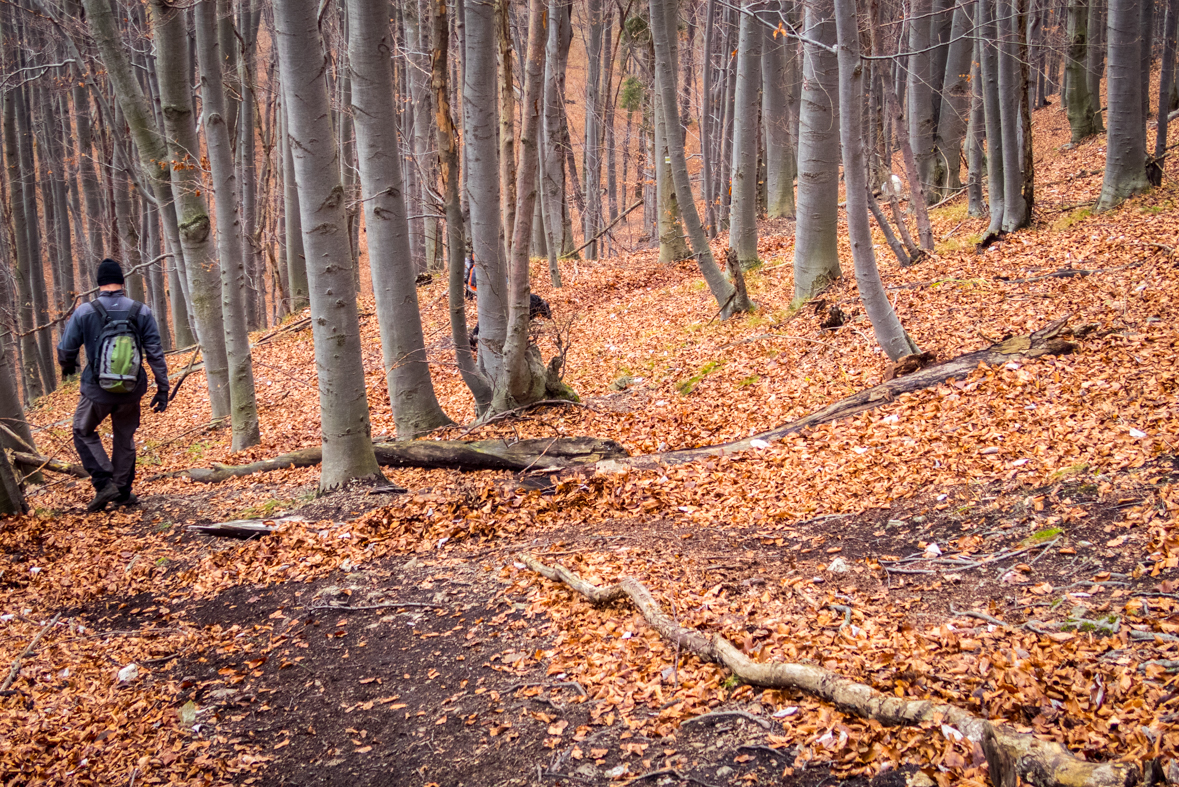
[
  {"left": 682, "top": 709, "right": 772, "bottom": 729},
  {"left": 161, "top": 437, "right": 629, "bottom": 484},
  {"left": 310, "top": 602, "right": 441, "bottom": 611},
  {"left": 11, "top": 452, "right": 89, "bottom": 478},
  {"left": 187, "top": 517, "right": 306, "bottom": 538},
  {"left": 885, "top": 351, "right": 938, "bottom": 380},
  {"left": 982, "top": 722, "right": 1019, "bottom": 787},
  {"left": 1, "top": 613, "right": 62, "bottom": 692},
  {"left": 520, "top": 555, "right": 1139, "bottom": 787},
  {"left": 616, "top": 318, "right": 1076, "bottom": 471}
]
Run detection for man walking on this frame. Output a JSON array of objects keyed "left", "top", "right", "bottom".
[{"left": 57, "top": 259, "right": 170, "bottom": 511}]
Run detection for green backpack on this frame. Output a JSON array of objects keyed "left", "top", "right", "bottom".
[{"left": 91, "top": 300, "right": 144, "bottom": 394}]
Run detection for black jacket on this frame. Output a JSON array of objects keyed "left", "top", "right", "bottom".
[{"left": 57, "top": 289, "right": 169, "bottom": 405}]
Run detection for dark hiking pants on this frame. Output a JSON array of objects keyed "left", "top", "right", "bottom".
[{"left": 73, "top": 395, "right": 140, "bottom": 495}]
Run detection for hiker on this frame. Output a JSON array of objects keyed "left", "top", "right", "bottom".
[{"left": 57, "top": 259, "right": 170, "bottom": 512}]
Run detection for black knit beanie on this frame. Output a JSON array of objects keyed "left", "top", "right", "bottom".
[{"left": 96, "top": 258, "right": 124, "bottom": 286}]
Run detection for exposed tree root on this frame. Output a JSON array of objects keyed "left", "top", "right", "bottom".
[
  {"left": 519, "top": 555, "right": 1140, "bottom": 787},
  {"left": 599, "top": 317, "right": 1078, "bottom": 472}
]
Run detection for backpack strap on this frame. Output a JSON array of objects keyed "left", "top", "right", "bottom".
[{"left": 91, "top": 298, "right": 110, "bottom": 323}]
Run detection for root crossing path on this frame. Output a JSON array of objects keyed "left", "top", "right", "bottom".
[{"left": 519, "top": 554, "right": 1139, "bottom": 787}]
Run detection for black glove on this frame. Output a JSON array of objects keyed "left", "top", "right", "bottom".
[
  {"left": 151, "top": 387, "right": 169, "bottom": 413},
  {"left": 60, "top": 361, "right": 77, "bottom": 378}
]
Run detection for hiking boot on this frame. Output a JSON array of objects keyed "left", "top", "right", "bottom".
[
  {"left": 115, "top": 492, "right": 139, "bottom": 508},
  {"left": 87, "top": 482, "right": 121, "bottom": 512}
]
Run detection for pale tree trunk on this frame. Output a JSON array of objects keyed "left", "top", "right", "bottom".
[
  {"left": 194, "top": 0, "right": 261, "bottom": 451},
  {"left": 1094, "top": 0, "right": 1149, "bottom": 210},
  {"left": 279, "top": 98, "right": 310, "bottom": 312},
  {"left": 43, "top": 86, "right": 77, "bottom": 312},
  {"left": 649, "top": 0, "right": 750, "bottom": 317},
  {"left": 1085, "top": 0, "right": 1106, "bottom": 130},
  {"left": 113, "top": 164, "right": 144, "bottom": 304},
  {"left": 411, "top": 0, "right": 441, "bottom": 272},
  {"left": 996, "top": 0, "right": 1029, "bottom": 231},
  {"left": 540, "top": 0, "right": 568, "bottom": 284},
  {"left": 907, "top": 0, "right": 937, "bottom": 196},
  {"left": 932, "top": 0, "right": 975, "bottom": 197},
  {"left": 1065, "top": 0, "right": 1101, "bottom": 141},
  {"left": 347, "top": 0, "right": 454, "bottom": 438},
  {"left": 142, "top": 200, "right": 172, "bottom": 350},
  {"left": 495, "top": 0, "right": 516, "bottom": 256},
  {"left": 430, "top": 0, "right": 492, "bottom": 410},
  {"left": 495, "top": 0, "right": 564, "bottom": 411},
  {"left": 464, "top": 0, "right": 509, "bottom": 382},
  {"left": 238, "top": 0, "right": 264, "bottom": 329},
  {"left": 834, "top": 0, "right": 919, "bottom": 361},
  {"left": 763, "top": 3, "right": 796, "bottom": 219},
  {"left": 793, "top": 0, "right": 842, "bottom": 299},
  {"left": 70, "top": 67, "right": 105, "bottom": 261},
  {"left": 1150, "top": 0, "right": 1177, "bottom": 184},
  {"left": 583, "top": 0, "right": 604, "bottom": 259},
  {"left": 653, "top": 78, "right": 691, "bottom": 262},
  {"left": 966, "top": 50, "right": 987, "bottom": 217},
  {"left": 133, "top": 0, "right": 232, "bottom": 419},
  {"left": 979, "top": 0, "right": 1005, "bottom": 236},
  {"left": 273, "top": 0, "right": 384, "bottom": 491},
  {"left": 729, "top": 0, "right": 761, "bottom": 268}
]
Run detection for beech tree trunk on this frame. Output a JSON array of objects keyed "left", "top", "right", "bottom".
[
  {"left": 430, "top": 0, "right": 492, "bottom": 410},
  {"left": 1065, "top": 0, "right": 1101, "bottom": 141},
  {"left": 1085, "top": 0, "right": 1106, "bottom": 130},
  {"left": 1094, "top": 0, "right": 1149, "bottom": 211},
  {"left": 980, "top": 0, "right": 1006, "bottom": 236},
  {"left": 932, "top": 0, "right": 975, "bottom": 197},
  {"left": 649, "top": 0, "right": 750, "bottom": 317},
  {"left": 541, "top": 0, "right": 571, "bottom": 284},
  {"left": 143, "top": 0, "right": 233, "bottom": 419},
  {"left": 347, "top": 0, "right": 454, "bottom": 438},
  {"left": 729, "top": 0, "right": 762, "bottom": 268},
  {"left": 835, "top": 0, "right": 920, "bottom": 360},
  {"left": 582, "top": 0, "right": 604, "bottom": 259},
  {"left": 194, "top": 0, "right": 261, "bottom": 451},
  {"left": 907, "top": 0, "right": 937, "bottom": 196},
  {"left": 763, "top": 3, "right": 796, "bottom": 219},
  {"left": 1150, "top": 0, "right": 1177, "bottom": 184},
  {"left": 279, "top": 98, "right": 310, "bottom": 313},
  {"left": 653, "top": 78, "right": 691, "bottom": 263},
  {"left": 273, "top": 0, "right": 385, "bottom": 492},
  {"left": 793, "top": 0, "right": 841, "bottom": 299}
]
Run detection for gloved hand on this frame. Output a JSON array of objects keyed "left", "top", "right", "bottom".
[
  {"left": 60, "top": 361, "right": 77, "bottom": 378},
  {"left": 151, "top": 387, "right": 169, "bottom": 413}
]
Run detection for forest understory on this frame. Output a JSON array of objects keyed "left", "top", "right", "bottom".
[{"left": 3, "top": 100, "right": 1179, "bottom": 787}]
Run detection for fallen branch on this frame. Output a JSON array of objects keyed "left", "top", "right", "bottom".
[
  {"left": 153, "top": 436, "right": 629, "bottom": 483},
  {"left": 10, "top": 452, "right": 89, "bottom": 478},
  {"left": 682, "top": 709, "right": 771, "bottom": 729},
  {"left": 608, "top": 318, "right": 1076, "bottom": 471},
  {"left": 310, "top": 602, "right": 441, "bottom": 611},
  {"left": 520, "top": 555, "right": 1138, "bottom": 787},
  {"left": 1, "top": 613, "right": 61, "bottom": 692}
]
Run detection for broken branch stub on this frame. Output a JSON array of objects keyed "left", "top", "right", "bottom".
[{"left": 519, "top": 555, "right": 1139, "bottom": 787}]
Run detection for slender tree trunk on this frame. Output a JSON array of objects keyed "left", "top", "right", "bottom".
[
  {"left": 835, "top": 0, "right": 919, "bottom": 360},
  {"left": 1065, "top": 0, "right": 1101, "bottom": 141},
  {"left": 966, "top": 49, "right": 987, "bottom": 217},
  {"left": 794, "top": 0, "right": 842, "bottom": 299},
  {"left": 113, "top": 164, "right": 144, "bottom": 307},
  {"left": 541, "top": 0, "right": 569, "bottom": 284},
  {"left": 195, "top": 0, "right": 261, "bottom": 450},
  {"left": 980, "top": 0, "right": 1006, "bottom": 235},
  {"left": 1095, "top": 0, "right": 1149, "bottom": 210},
  {"left": 347, "top": 0, "right": 453, "bottom": 437},
  {"left": 700, "top": 0, "right": 717, "bottom": 233},
  {"left": 1085, "top": 0, "right": 1106, "bottom": 130},
  {"left": 273, "top": 0, "right": 384, "bottom": 491},
  {"left": 933, "top": 0, "right": 976, "bottom": 197},
  {"left": 996, "top": 0, "right": 1030, "bottom": 231},
  {"left": 464, "top": 0, "right": 509, "bottom": 382},
  {"left": 139, "top": 0, "right": 232, "bottom": 419},
  {"left": 653, "top": 72, "right": 691, "bottom": 262},
  {"left": 238, "top": 0, "right": 264, "bottom": 329},
  {"left": 649, "top": 0, "right": 750, "bottom": 317},
  {"left": 763, "top": 3, "right": 796, "bottom": 219},
  {"left": 729, "top": 0, "right": 762, "bottom": 267},
  {"left": 430, "top": 0, "right": 491, "bottom": 410},
  {"left": 1150, "top": 0, "right": 1177, "bottom": 184},
  {"left": 908, "top": 0, "right": 937, "bottom": 196},
  {"left": 493, "top": 0, "right": 516, "bottom": 262}
]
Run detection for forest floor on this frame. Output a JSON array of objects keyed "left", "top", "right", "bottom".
[{"left": 3, "top": 101, "right": 1179, "bottom": 787}]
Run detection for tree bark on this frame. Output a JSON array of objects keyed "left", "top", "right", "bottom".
[
  {"left": 980, "top": 0, "right": 1006, "bottom": 237},
  {"left": 729, "top": 0, "right": 762, "bottom": 268},
  {"left": 279, "top": 97, "right": 310, "bottom": 312},
  {"left": 1094, "top": 0, "right": 1149, "bottom": 211},
  {"left": 430, "top": 0, "right": 492, "bottom": 411},
  {"left": 1065, "top": 0, "right": 1101, "bottom": 141},
  {"left": 194, "top": 0, "right": 261, "bottom": 451},
  {"left": 541, "top": 0, "right": 570, "bottom": 284},
  {"left": 653, "top": 75, "right": 691, "bottom": 262},
  {"left": 143, "top": 0, "right": 233, "bottom": 420},
  {"left": 763, "top": 4, "right": 796, "bottom": 219},
  {"left": 835, "top": 0, "right": 920, "bottom": 360},
  {"left": 1150, "top": 0, "right": 1177, "bottom": 184},
  {"left": 932, "top": 0, "right": 975, "bottom": 197},
  {"left": 907, "top": 0, "right": 937, "bottom": 195},
  {"left": 650, "top": 0, "right": 750, "bottom": 318},
  {"left": 582, "top": 0, "right": 605, "bottom": 259},
  {"left": 793, "top": 0, "right": 842, "bottom": 299},
  {"left": 347, "top": 0, "right": 454, "bottom": 438},
  {"left": 273, "top": 0, "right": 385, "bottom": 492}
]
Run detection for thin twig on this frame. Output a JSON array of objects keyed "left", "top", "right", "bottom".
[
  {"left": 949, "top": 605, "right": 1009, "bottom": 628},
  {"left": 503, "top": 680, "right": 587, "bottom": 696},
  {"left": 1, "top": 613, "right": 62, "bottom": 692},
  {"left": 309, "top": 602, "right": 441, "bottom": 612}
]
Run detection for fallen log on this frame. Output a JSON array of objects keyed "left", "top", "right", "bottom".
[
  {"left": 154, "top": 436, "right": 629, "bottom": 484},
  {"left": 520, "top": 555, "right": 1139, "bottom": 787},
  {"left": 11, "top": 452, "right": 89, "bottom": 479},
  {"left": 603, "top": 317, "right": 1077, "bottom": 471}
]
